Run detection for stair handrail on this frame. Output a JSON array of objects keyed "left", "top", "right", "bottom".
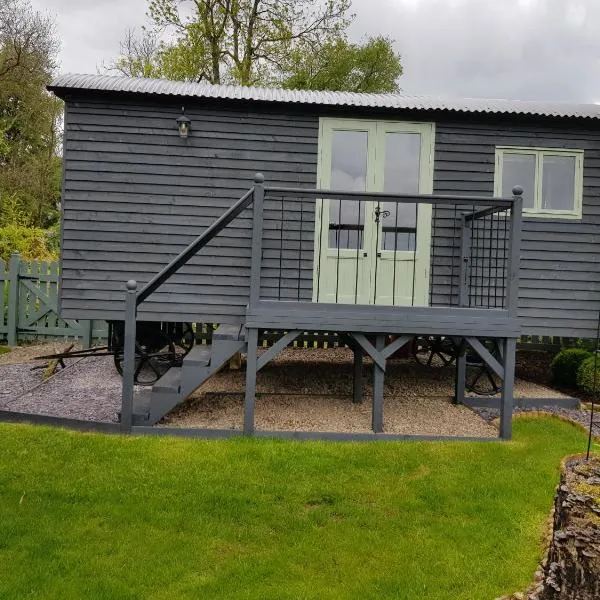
[
  {"left": 120, "top": 174, "right": 263, "bottom": 431},
  {"left": 137, "top": 185, "right": 256, "bottom": 305}
]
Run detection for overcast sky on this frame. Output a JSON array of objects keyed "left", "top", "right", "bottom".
[{"left": 31, "top": 0, "right": 600, "bottom": 103}]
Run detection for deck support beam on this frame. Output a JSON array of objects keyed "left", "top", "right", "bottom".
[
  {"left": 243, "top": 328, "right": 259, "bottom": 435},
  {"left": 372, "top": 335, "right": 386, "bottom": 433},
  {"left": 353, "top": 344, "right": 363, "bottom": 404},
  {"left": 465, "top": 337, "right": 504, "bottom": 379},
  {"left": 500, "top": 338, "right": 516, "bottom": 440},
  {"left": 351, "top": 333, "right": 386, "bottom": 371},
  {"left": 256, "top": 330, "right": 300, "bottom": 372},
  {"left": 454, "top": 338, "right": 467, "bottom": 405}
]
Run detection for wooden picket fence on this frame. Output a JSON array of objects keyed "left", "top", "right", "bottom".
[{"left": 0, "top": 253, "right": 107, "bottom": 347}]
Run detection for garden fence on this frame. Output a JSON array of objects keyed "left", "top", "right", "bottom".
[{"left": 0, "top": 252, "right": 106, "bottom": 347}]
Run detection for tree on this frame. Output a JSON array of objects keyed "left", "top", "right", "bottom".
[
  {"left": 281, "top": 36, "right": 402, "bottom": 93},
  {"left": 0, "top": 0, "right": 62, "bottom": 228},
  {"left": 110, "top": 0, "right": 402, "bottom": 92}
]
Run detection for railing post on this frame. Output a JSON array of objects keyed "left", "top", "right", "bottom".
[
  {"left": 249, "top": 173, "right": 265, "bottom": 308},
  {"left": 120, "top": 280, "right": 138, "bottom": 433},
  {"left": 459, "top": 216, "right": 471, "bottom": 307},
  {"left": 7, "top": 252, "right": 20, "bottom": 347},
  {"left": 506, "top": 186, "right": 523, "bottom": 315}
]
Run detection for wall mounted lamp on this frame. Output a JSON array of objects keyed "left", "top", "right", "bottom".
[{"left": 176, "top": 107, "right": 191, "bottom": 138}]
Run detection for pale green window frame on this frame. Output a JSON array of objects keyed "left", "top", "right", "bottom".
[{"left": 494, "top": 146, "right": 584, "bottom": 219}]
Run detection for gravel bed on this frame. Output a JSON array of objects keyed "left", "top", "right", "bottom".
[
  {"left": 164, "top": 390, "right": 497, "bottom": 436},
  {"left": 0, "top": 343, "right": 585, "bottom": 435},
  {"left": 163, "top": 347, "right": 565, "bottom": 436},
  {"left": 0, "top": 355, "right": 123, "bottom": 422}
]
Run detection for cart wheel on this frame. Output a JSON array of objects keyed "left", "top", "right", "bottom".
[
  {"left": 465, "top": 339, "right": 503, "bottom": 396},
  {"left": 413, "top": 336, "right": 457, "bottom": 368},
  {"left": 112, "top": 322, "right": 194, "bottom": 386},
  {"left": 166, "top": 322, "right": 195, "bottom": 361}
]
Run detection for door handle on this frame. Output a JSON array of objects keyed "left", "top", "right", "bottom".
[
  {"left": 363, "top": 252, "right": 368, "bottom": 257},
  {"left": 377, "top": 252, "right": 382, "bottom": 257}
]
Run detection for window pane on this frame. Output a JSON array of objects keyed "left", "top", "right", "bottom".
[
  {"left": 501, "top": 153, "right": 535, "bottom": 209},
  {"left": 381, "top": 132, "right": 421, "bottom": 251},
  {"left": 542, "top": 155, "right": 576, "bottom": 211},
  {"left": 329, "top": 130, "right": 367, "bottom": 249}
]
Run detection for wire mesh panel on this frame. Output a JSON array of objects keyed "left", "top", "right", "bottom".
[
  {"left": 261, "top": 193, "right": 315, "bottom": 301},
  {"left": 429, "top": 202, "right": 512, "bottom": 309},
  {"left": 468, "top": 208, "right": 510, "bottom": 309}
]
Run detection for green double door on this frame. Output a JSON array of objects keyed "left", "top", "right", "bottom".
[{"left": 315, "top": 118, "right": 435, "bottom": 306}]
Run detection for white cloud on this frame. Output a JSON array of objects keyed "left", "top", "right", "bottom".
[{"left": 30, "top": 0, "right": 600, "bottom": 102}]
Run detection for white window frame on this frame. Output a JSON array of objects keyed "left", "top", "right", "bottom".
[{"left": 494, "top": 146, "right": 584, "bottom": 220}]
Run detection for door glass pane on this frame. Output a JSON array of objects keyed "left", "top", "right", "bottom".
[
  {"left": 501, "top": 153, "right": 535, "bottom": 208},
  {"left": 381, "top": 132, "right": 421, "bottom": 251},
  {"left": 328, "top": 130, "right": 367, "bottom": 249},
  {"left": 542, "top": 155, "right": 576, "bottom": 210}
]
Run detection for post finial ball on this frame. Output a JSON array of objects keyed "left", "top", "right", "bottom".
[
  {"left": 126, "top": 279, "right": 138, "bottom": 291},
  {"left": 512, "top": 185, "right": 524, "bottom": 197},
  {"left": 254, "top": 172, "right": 264, "bottom": 184}
]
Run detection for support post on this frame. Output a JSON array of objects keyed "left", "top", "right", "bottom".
[
  {"left": 249, "top": 174, "right": 265, "bottom": 308},
  {"left": 506, "top": 186, "right": 523, "bottom": 316},
  {"left": 120, "top": 280, "right": 137, "bottom": 433},
  {"left": 6, "top": 252, "right": 20, "bottom": 347},
  {"left": 243, "top": 327, "right": 259, "bottom": 435},
  {"left": 459, "top": 217, "right": 471, "bottom": 307},
  {"left": 454, "top": 339, "right": 467, "bottom": 405},
  {"left": 80, "top": 319, "right": 93, "bottom": 349},
  {"left": 372, "top": 335, "right": 385, "bottom": 433},
  {"left": 353, "top": 344, "right": 363, "bottom": 404},
  {"left": 500, "top": 337, "right": 516, "bottom": 440}
]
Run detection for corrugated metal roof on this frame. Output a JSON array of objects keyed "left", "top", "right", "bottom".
[{"left": 48, "top": 73, "right": 600, "bottom": 120}]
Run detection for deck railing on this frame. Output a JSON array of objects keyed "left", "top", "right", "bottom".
[{"left": 257, "top": 185, "right": 522, "bottom": 312}]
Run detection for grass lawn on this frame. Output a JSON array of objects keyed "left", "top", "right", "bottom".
[{"left": 0, "top": 416, "right": 595, "bottom": 600}]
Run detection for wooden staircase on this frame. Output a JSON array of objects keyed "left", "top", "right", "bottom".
[{"left": 133, "top": 324, "right": 246, "bottom": 425}]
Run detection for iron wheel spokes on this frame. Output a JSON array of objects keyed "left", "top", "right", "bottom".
[{"left": 414, "top": 336, "right": 457, "bottom": 369}]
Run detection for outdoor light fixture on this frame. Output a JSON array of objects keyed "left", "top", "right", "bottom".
[{"left": 176, "top": 107, "right": 191, "bottom": 138}]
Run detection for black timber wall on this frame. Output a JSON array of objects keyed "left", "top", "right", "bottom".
[
  {"left": 433, "top": 119, "right": 600, "bottom": 337},
  {"left": 60, "top": 95, "right": 318, "bottom": 324},
  {"left": 60, "top": 93, "right": 600, "bottom": 337}
]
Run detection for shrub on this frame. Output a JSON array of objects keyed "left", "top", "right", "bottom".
[
  {"left": 577, "top": 354, "right": 600, "bottom": 395},
  {"left": 0, "top": 224, "right": 58, "bottom": 264},
  {"left": 550, "top": 347, "right": 592, "bottom": 388}
]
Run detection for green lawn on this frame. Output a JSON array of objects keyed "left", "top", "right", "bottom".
[{"left": 0, "top": 417, "right": 594, "bottom": 600}]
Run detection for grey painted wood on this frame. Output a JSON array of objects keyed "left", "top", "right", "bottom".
[
  {"left": 433, "top": 119, "right": 600, "bottom": 337},
  {"left": 454, "top": 342, "right": 467, "bottom": 405},
  {"left": 500, "top": 338, "right": 517, "bottom": 440},
  {"left": 353, "top": 344, "right": 363, "bottom": 404},
  {"left": 244, "top": 328, "right": 259, "bottom": 435},
  {"left": 130, "top": 425, "right": 501, "bottom": 442},
  {"left": 59, "top": 90, "right": 600, "bottom": 338},
  {"left": 372, "top": 335, "right": 385, "bottom": 433},
  {"left": 60, "top": 95, "right": 318, "bottom": 322},
  {"left": 351, "top": 333, "right": 387, "bottom": 371},
  {"left": 120, "top": 280, "right": 137, "bottom": 432},
  {"left": 256, "top": 330, "right": 300, "bottom": 371},
  {"left": 465, "top": 337, "right": 504, "bottom": 379}
]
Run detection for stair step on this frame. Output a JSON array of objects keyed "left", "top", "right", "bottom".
[
  {"left": 152, "top": 367, "right": 181, "bottom": 393},
  {"left": 184, "top": 345, "right": 212, "bottom": 367},
  {"left": 213, "top": 323, "right": 243, "bottom": 341}
]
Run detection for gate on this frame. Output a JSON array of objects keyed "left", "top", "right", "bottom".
[{"left": 1, "top": 252, "right": 106, "bottom": 346}]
